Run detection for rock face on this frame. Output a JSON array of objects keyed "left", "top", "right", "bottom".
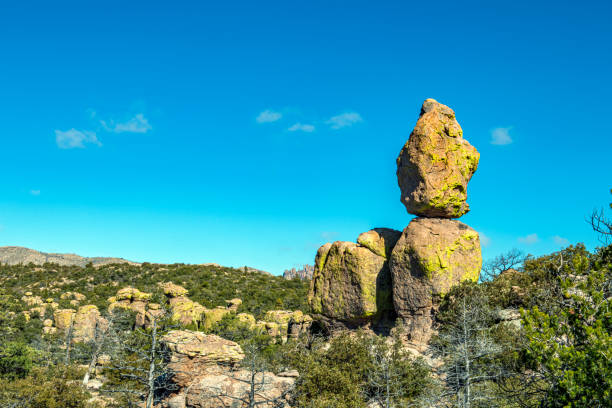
[
  {"left": 308, "top": 229, "right": 400, "bottom": 330},
  {"left": 396, "top": 99, "right": 479, "bottom": 218},
  {"left": 160, "top": 330, "right": 294, "bottom": 408},
  {"left": 390, "top": 218, "right": 482, "bottom": 344}
]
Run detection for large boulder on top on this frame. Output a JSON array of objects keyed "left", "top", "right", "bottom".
[
  {"left": 390, "top": 217, "right": 482, "bottom": 345},
  {"left": 396, "top": 98, "right": 479, "bottom": 218},
  {"left": 308, "top": 229, "right": 400, "bottom": 328}
]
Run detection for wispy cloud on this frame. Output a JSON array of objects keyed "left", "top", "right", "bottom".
[
  {"left": 491, "top": 127, "right": 513, "bottom": 145},
  {"left": 326, "top": 112, "right": 363, "bottom": 129},
  {"left": 101, "top": 113, "right": 152, "bottom": 134},
  {"left": 55, "top": 129, "right": 101, "bottom": 149},
  {"left": 30, "top": 190, "right": 41, "bottom": 196},
  {"left": 479, "top": 232, "right": 491, "bottom": 247},
  {"left": 256, "top": 110, "right": 282, "bottom": 123},
  {"left": 553, "top": 235, "right": 569, "bottom": 246},
  {"left": 518, "top": 233, "right": 539, "bottom": 245},
  {"left": 288, "top": 123, "right": 315, "bottom": 133},
  {"left": 321, "top": 231, "right": 339, "bottom": 241}
]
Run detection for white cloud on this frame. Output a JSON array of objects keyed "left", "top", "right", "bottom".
[
  {"left": 518, "top": 233, "right": 539, "bottom": 245},
  {"left": 55, "top": 129, "right": 101, "bottom": 149},
  {"left": 101, "top": 113, "right": 152, "bottom": 134},
  {"left": 256, "top": 110, "right": 282, "bottom": 123},
  {"left": 490, "top": 127, "right": 513, "bottom": 145},
  {"left": 553, "top": 235, "right": 569, "bottom": 246},
  {"left": 326, "top": 112, "right": 363, "bottom": 129},
  {"left": 30, "top": 190, "right": 41, "bottom": 196},
  {"left": 479, "top": 232, "right": 491, "bottom": 247},
  {"left": 288, "top": 123, "right": 315, "bottom": 133}
]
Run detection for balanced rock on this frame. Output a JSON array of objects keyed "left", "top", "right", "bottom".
[
  {"left": 390, "top": 217, "right": 482, "bottom": 344},
  {"left": 396, "top": 98, "right": 479, "bottom": 218},
  {"left": 308, "top": 229, "right": 400, "bottom": 328}
]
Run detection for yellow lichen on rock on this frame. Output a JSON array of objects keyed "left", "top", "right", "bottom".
[
  {"left": 160, "top": 282, "right": 189, "bottom": 297},
  {"left": 201, "top": 307, "right": 230, "bottom": 331},
  {"left": 53, "top": 309, "right": 76, "bottom": 330},
  {"left": 396, "top": 98, "right": 479, "bottom": 218}
]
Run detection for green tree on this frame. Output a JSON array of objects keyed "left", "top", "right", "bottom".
[
  {"left": 0, "top": 342, "right": 37, "bottom": 380},
  {"left": 522, "top": 246, "right": 612, "bottom": 407}
]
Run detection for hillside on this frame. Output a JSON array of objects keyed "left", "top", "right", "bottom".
[
  {"left": 0, "top": 260, "right": 309, "bottom": 319},
  {"left": 0, "top": 246, "right": 139, "bottom": 267}
]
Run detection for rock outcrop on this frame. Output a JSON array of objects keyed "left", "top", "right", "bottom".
[
  {"left": 390, "top": 218, "right": 482, "bottom": 344},
  {"left": 51, "top": 305, "right": 107, "bottom": 342},
  {"left": 396, "top": 99, "right": 479, "bottom": 218},
  {"left": 283, "top": 265, "right": 314, "bottom": 280},
  {"left": 308, "top": 98, "right": 482, "bottom": 348},
  {"left": 308, "top": 229, "right": 400, "bottom": 331},
  {"left": 160, "top": 330, "right": 294, "bottom": 408}
]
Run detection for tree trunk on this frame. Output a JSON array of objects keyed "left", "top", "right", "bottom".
[
  {"left": 145, "top": 318, "right": 157, "bottom": 408},
  {"left": 83, "top": 321, "right": 103, "bottom": 386}
]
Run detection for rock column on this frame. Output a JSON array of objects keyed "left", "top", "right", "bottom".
[{"left": 391, "top": 99, "right": 482, "bottom": 345}]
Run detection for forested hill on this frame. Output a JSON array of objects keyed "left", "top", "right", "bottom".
[{"left": 0, "top": 261, "right": 309, "bottom": 318}]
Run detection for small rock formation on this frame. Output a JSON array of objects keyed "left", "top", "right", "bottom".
[
  {"left": 160, "top": 330, "right": 294, "bottom": 408},
  {"left": 390, "top": 218, "right": 482, "bottom": 344},
  {"left": 160, "top": 282, "right": 208, "bottom": 328},
  {"left": 51, "top": 305, "right": 107, "bottom": 342},
  {"left": 257, "top": 310, "right": 313, "bottom": 342},
  {"left": 396, "top": 99, "right": 479, "bottom": 218},
  {"left": 72, "top": 305, "right": 104, "bottom": 342},
  {"left": 283, "top": 265, "right": 314, "bottom": 280},
  {"left": 108, "top": 287, "right": 153, "bottom": 327},
  {"left": 308, "top": 228, "right": 400, "bottom": 331}
]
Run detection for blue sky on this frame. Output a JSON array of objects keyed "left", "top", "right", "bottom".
[{"left": 1, "top": 1, "right": 611, "bottom": 274}]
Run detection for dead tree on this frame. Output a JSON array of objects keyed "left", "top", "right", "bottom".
[
  {"left": 82, "top": 317, "right": 110, "bottom": 386},
  {"left": 64, "top": 314, "right": 75, "bottom": 365},
  {"left": 209, "top": 342, "right": 293, "bottom": 408},
  {"left": 104, "top": 307, "right": 178, "bottom": 408},
  {"left": 433, "top": 298, "right": 503, "bottom": 408},
  {"left": 589, "top": 203, "right": 612, "bottom": 245},
  {"left": 481, "top": 249, "right": 526, "bottom": 281},
  {"left": 367, "top": 341, "right": 404, "bottom": 408}
]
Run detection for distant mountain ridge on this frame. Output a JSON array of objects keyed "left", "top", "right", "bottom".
[{"left": 0, "top": 246, "right": 139, "bottom": 267}]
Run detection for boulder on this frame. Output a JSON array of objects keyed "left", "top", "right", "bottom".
[
  {"left": 390, "top": 217, "right": 482, "bottom": 344},
  {"left": 162, "top": 330, "right": 244, "bottom": 365},
  {"left": 225, "top": 298, "right": 242, "bottom": 311},
  {"left": 201, "top": 307, "right": 231, "bottom": 331},
  {"left": 72, "top": 305, "right": 105, "bottom": 342},
  {"left": 160, "top": 330, "right": 294, "bottom": 408},
  {"left": 357, "top": 228, "right": 402, "bottom": 258},
  {"left": 115, "top": 287, "right": 151, "bottom": 302},
  {"left": 53, "top": 309, "right": 76, "bottom": 330},
  {"left": 309, "top": 241, "right": 384, "bottom": 323},
  {"left": 308, "top": 229, "right": 400, "bottom": 328},
  {"left": 236, "top": 313, "right": 256, "bottom": 328},
  {"left": 169, "top": 296, "right": 207, "bottom": 328},
  {"left": 160, "top": 282, "right": 189, "bottom": 298},
  {"left": 396, "top": 98, "right": 479, "bottom": 218}
]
